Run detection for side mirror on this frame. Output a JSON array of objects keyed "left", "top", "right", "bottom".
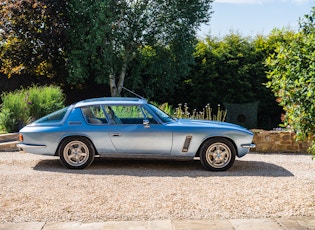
[{"left": 143, "top": 119, "right": 150, "bottom": 128}]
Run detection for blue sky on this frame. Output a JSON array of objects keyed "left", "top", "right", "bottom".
[{"left": 198, "top": 0, "right": 315, "bottom": 37}]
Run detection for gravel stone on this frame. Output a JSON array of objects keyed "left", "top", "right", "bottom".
[{"left": 0, "top": 151, "right": 314, "bottom": 223}]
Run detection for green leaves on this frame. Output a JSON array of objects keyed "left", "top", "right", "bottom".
[
  {"left": 265, "top": 8, "right": 315, "bottom": 154},
  {"left": 0, "top": 85, "right": 65, "bottom": 132},
  {"left": 0, "top": 0, "right": 67, "bottom": 79},
  {"left": 66, "top": 0, "right": 213, "bottom": 96}
]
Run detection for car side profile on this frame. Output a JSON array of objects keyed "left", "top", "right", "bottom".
[{"left": 17, "top": 97, "right": 255, "bottom": 171}]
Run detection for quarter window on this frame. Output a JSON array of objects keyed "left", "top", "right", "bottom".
[{"left": 34, "top": 107, "right": 69, "bottom": 124}]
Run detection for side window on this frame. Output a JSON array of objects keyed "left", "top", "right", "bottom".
[
  {"left": 81, "top": 106, "right": 107, "bottom": 124},
  {"left": 105, "top": 105, "right": 157, "bottom": 124},
  {"left": 118, "top": 106, "right": 144, "bottom": 119},
  {"left": 104, "top": 106, "right": 123, "bottom": 124},
  {"left": 141, "top": 107, "right": 156, "bottom": 121}
]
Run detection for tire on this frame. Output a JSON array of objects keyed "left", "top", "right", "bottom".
[
  {"left": 199, "top": 138, "right": 236, "bottom": 171},
  {"left": 59, "top": 137, "right": 95, "bottom": 169}
]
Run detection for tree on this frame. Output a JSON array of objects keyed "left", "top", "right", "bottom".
[
  {"left": 67, "top": 0, "right": 213, "bottom": 96},
  {"left": 173, "top": 33, "right": 281, "bottom": 129},
  {"left": 0, "top": 0, "right": 67, "bottom": 79},
  {"left": 265, "top": 7, "right": 315, "bottom": 153},
  {"left": 177, "top": 34, "right": 265, "bottom": 106}
]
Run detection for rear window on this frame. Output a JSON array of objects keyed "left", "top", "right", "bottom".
[{"left": 34, "top": 107, "right": 69, "bottom": 124}]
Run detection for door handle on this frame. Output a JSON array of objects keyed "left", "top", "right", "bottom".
[{"left": 112, "top": 133, "right": 121, "bottom": 137}]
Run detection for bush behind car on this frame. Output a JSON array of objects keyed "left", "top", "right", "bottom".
[{"left": 0, "top": 85, "right": 65, "bottom": 132}]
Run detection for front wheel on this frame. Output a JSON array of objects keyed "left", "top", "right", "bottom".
[
  {"left": 59, "top": 137, "right": 95, "bottom": 169},
  {"left": 199, "top": 138, "right": 236, "bottom": 171}
]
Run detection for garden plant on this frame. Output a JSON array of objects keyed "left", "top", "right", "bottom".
[{"left": 0, "top": 85, "right": 65, "bottom": 132}]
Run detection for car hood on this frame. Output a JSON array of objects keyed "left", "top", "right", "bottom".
[{"left": 172, "top": 119, "right": 253, "bottom": 134}]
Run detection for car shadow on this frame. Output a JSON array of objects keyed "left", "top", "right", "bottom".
[{"left": 33, "top": 157, "right": 294, "bottom": 177}]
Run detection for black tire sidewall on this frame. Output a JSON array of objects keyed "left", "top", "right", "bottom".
[
  {"left": 59, "top": 137, "right": 95, "bottom": 169},
  {"left": 200, "top": 138, "right": 236, "bottom": 171}
]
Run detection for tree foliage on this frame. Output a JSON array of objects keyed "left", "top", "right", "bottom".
[
  {"left": 0, "top": 0, "right": 67, "bottom": 79},
  {"left": 265, "top": 7, "right": 315, "bottom": 153},
  {"left": 66, "top": 0, "right": 213, "bottom": 96},
  {"left": 0, "top": 0, "right": 297, "bottom": 132},
  {"left": 172, "top": 33, "right": 282, "bottom": 129}
]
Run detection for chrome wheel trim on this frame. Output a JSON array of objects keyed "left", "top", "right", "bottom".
[
  {"left": 63, "top": 140, "right": 90, "bottom": 167},
  {"left": 205, "top": 142, "right": 232, "bottom": 169}
]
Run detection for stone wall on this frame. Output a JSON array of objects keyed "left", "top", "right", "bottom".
[
  {"left": 251, "top": 130, "right": 311, "bottom": 153},
  {"left": 0, "top": 133, "right": 19, "bottom": 151}
]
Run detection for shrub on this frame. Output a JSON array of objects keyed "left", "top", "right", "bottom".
[
  {"left": 0, "top": 90, "right": 28, "bottom": 132},
  {"left": 265, "top": 9, "right": 315, "bottom": 155},
  {"left": 0, "top": 108, "right": 16, "bottom": 134},
  {"left": 0, "top": 85, "right": 65, "bottom": 132},
  {"left": 26, "top": 85, "right": 65, "bottom": 120}
]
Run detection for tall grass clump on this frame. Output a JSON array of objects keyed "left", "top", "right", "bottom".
[
  {"left": 174, "top": 103, "right": 227, "bottom": 121},
  {"left": 0, "top": 85, "right": 65, "bottom": 132},
  {"left": 157, "top": 102, "right": 227, "bottom": 122}
]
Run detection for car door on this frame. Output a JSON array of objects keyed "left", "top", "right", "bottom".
[{"left": 105, "top": 105, "right": 173, "bottom": 155}]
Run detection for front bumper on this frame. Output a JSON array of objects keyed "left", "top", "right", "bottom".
[{"left": 241, "top": 143, "right": 256, "bottom": 148}]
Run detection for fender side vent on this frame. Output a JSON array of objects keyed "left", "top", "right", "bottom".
[{"left": 182, "top": 135, "right": 192, "bottom": 152}]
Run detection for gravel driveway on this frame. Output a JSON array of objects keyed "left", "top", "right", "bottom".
[{"left": 0, "top": 151, "right": 314, "bottom": 223}]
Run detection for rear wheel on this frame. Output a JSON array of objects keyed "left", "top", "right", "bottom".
[
  {"left": 200, "top": 138, "right": 236, "bottom": 171},
  {"left": 59, "top": 137, "right": 95, "bottom": 169}
]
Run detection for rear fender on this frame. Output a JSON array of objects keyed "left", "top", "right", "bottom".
[{"left": 55, "top": 135, "right": 98, "bottom": 156}]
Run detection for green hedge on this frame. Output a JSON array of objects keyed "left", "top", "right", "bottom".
[{"left": 0, "top": 85, "right": 65, "bottom": 132}]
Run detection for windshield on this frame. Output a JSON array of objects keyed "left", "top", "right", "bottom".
[
  {"left": 147, "top": 104, "right": 175, "bottom": 123},
  {"left": 34, "top": 107, "right": 69, "bottom": 124}
]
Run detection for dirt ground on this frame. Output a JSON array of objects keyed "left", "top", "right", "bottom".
[{"left": 0, "top": 151, "right": 314, "bottom": 223}]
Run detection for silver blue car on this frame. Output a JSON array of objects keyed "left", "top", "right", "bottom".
[{"left": 17, "top": 97, "right": 255, "bottom": 171}]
